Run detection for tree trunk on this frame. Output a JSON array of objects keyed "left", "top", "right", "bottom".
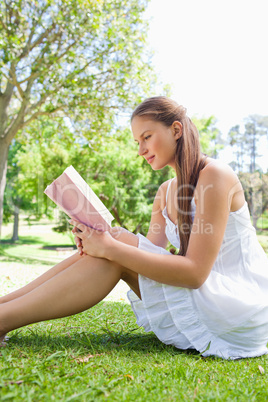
[
  {"left": 12, "top": 206, "right": 20, "bottom": 241},
  {"left": 0, "top": 139, "right": 10, "bottom": 239}
]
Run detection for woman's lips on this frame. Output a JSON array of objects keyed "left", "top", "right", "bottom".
[{"left": 146, "top": 155, "right": 155, "bottom": 164}]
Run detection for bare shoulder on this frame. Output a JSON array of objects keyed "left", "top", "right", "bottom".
[
  {"left": 196, "top": 160, "right": 244, "bottom": 211},
  {"left": 198, "top": 160, "right": 239, "bottom": 187}
]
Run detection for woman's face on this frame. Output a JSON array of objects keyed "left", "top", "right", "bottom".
[{"left": 131, "top": 116, "right": 182, "bottom": 170}]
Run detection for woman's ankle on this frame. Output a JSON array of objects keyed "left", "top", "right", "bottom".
[{"left": 0, "top": 307, "right": 11, "bottom": 339}]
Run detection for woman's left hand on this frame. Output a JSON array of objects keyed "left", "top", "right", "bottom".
[{"left": 69, "top": 219, "right": 114, "bottom": 259}]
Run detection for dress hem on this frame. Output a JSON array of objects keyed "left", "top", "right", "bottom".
[{"left": 127, "top": 233, "right": 268, "bottom": 360}]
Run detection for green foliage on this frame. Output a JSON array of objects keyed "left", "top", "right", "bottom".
[
  {"left": 4, "top": 117, "right": 77, "bottom": 226},
  {"left": 0, "top": 0, "right": 157, "bottom": 235},
  {"left": 71, "top": 128, "right": 172, "bottom": 233},
  {"left": 192, "top": 115, "right": 224, "bottom": 157},
  {"left": 5, "top": 113, "right": 228, "bottom": 236},
  {"left": 258, "top": 235, "right": 268, "bottom": 254},
  {"left": 10, "top": 123, "right": 172, "bottom": 234},
  {"left": 0, "top": 0, "right": 154, "bottom": 137}
]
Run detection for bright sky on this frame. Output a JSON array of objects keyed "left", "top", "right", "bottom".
[{"left": 145, "top": 0, "right": 268, "bottom": 170}]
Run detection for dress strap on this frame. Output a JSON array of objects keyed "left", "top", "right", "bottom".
[{"left": 166, "top": 178, "right": 174, "bottom": 204}]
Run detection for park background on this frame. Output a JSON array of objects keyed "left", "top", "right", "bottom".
[{"left": 0, "top": 0, "right": 268, "bottom": 400}]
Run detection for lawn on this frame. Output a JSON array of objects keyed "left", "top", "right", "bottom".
[
  {"left": 0, "top": 303, "right": 267, "bottom": 401},
  {"left": 0, "top": 219, "right": 268, "bottom": 401}
]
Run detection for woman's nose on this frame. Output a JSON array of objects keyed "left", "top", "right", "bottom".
[{"left": 138, "top": 143, "right": 147, "bottom": 156}]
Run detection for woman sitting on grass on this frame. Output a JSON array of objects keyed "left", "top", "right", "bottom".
[{"left": 1, "top": 96, "right": 268, "bottom": 359}]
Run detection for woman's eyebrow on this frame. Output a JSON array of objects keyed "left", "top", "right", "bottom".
[{"left": 134, "top": 130, "right": 150, "bottom": 142}]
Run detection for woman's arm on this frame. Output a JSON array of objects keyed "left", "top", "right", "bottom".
[
  {"left": 73, "top": 164, "right": 242, "bottom": 289},
  {"left": 145, "top": 181, "right": 169, "bottom": 247}
]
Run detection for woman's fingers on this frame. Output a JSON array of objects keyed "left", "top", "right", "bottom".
[
  {"left": 69, "top": 220, "right": 101, "bottom": 241},
  {"left": 74, "top": 235, "right": 82, "bottom": 247},
  {"left": 74, "top": 232, "right": 84, "bottom": 256},
  {"left": 68, "top": 220, "right": 85, "bottom": 256},
  {"left": 69, "top": 219, "right": 87, "bottom": 233},
  {"left": 69, "top": 219, "right": 110, "bottom": 258}
]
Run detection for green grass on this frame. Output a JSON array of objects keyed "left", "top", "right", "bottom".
[
  {"left": 257, "top": 209, "right": 268, "bottom": 231},
  {"left": 1, "top": 219, "right": 268, "bottom": 401},
  {"left": 258, "top": 235, "right": 268, "bottom": 254},
  {"left": 1, "top": 303, "right": 268, "bottom": 402},
  {"left": 1, "top": 218, "right": 74, "bottom": 265}
]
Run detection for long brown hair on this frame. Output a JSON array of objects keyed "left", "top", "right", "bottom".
[{"left": 131, "top": 96, "right": 206, "bottom": 256}]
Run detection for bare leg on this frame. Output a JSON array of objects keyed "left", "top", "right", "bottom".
[
  {"left": 0, "top": 252, "right": 82, "bottom": 304},
  {"left": 0, "top": 231, "right": 140, "bottom": 339},
  {"left": 0, "top": 255, "right": 140, "bottom": 338},
  {"left": 0, "top": 229, "right": 138, "bottom": 304},
  {"left": 0, "top": 253, "right": 82, "bottom": 345}
]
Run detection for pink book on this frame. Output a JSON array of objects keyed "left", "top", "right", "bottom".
[{"left": 44, "top": 166, "right": 114, "bottom": 231}]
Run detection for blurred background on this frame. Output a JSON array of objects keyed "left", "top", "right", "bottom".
[{"left": 0, "top": 0, "right": 267, "bottom": 274}]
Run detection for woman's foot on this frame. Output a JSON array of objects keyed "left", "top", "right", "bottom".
[{"left": 0, "top": 334, "right": 7, "bottom": 347}]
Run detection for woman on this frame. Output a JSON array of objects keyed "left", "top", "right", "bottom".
[{"left": 1, "top": 96, "right": 268, "bottom": 359}]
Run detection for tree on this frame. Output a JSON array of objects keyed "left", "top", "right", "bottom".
[
  {"left": 192, "top": 116, "right": 224, "bottom": 157},
  {"left": 12, "top": 125, "right": 172, "bottom": 237},
  {"left": 244, "top": 115, "right": 268, "bottom": 173},
  {"left": 4, "top": 116, "right": 82, "bottom": 239},
  {"left": 0, "top": 0, "right": 154, "bottom": 236},
  {"left": 6, "top": 113, "right": 224, "bottom": 239},
  {"left": 228, "top": 125, "right": 245, "bottom": 172},
  {"left": 3, "top": 140, "right": 31, "bottom": 241},
  {"left": 239, "top": 172, "right": 268, "bottom": 229},
  {"left": 228, "top": 115, "right": 268, "bottom": 173}
]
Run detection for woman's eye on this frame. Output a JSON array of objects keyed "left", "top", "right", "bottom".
[{"left": 144, "top": 135, "right": 151, "bottom": 140}]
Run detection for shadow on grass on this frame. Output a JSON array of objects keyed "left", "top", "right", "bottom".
[
  {"left": 7, "top": 330, "right": 201, "bottom": 359},
  {"left": 4, "top": 301, "right": 203, "bottom": 360},
  {"left": 0, "top": 238, "right": 75, "bottom": 265},
  {"left": 1, "top": 235, "right": 74, "bottom": 248},
  {"left": 0, "top": 236, "right": 44, "bottom": 245}
]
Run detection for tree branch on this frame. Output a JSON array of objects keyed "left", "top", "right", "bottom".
[
  {"left": 19, "top": 24, "right": 56, "bottom": 59},
  {"left": 20, "top": 4, "right": 51, "bottom": 59},
  {"left": 22, "top": 105, "right": 65, "bottom": 127},
  {"left": 111, "top": 206, "right": 124, "bottom": 227},
  {"left": 26, "top": 93, "right": 50, "bottom": 115},
  {"left": 9, "top": 64, "right": 24, "bottom": 99},
  {"left": 0, "top": 15, "right": 8, "bottom": 31},
  {"left": 4, "top": 74, "right": 36, "bottom": 142},
  {"left": 17, "top": 31, "right": 71, "bottom": 85}
]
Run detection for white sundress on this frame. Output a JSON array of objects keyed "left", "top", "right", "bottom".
[{"left": 127, "top": 179, "right": 268, "bottom": 359}]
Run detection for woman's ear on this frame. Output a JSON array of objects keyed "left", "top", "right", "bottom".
[{"left": 172, "top": 121, "right": 183, "bottom": 140}]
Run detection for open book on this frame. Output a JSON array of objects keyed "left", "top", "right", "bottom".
[{"left": 44, "top": 166, "right": 114, "bottom": 231}]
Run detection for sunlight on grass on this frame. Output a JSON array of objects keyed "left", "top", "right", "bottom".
[{"left": 0, "top": 303, "right": 267, "bottom": 401}]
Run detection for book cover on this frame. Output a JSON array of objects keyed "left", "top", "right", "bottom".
[{"left": 44, "top": 166, "right": 114, "bottom": 231}]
